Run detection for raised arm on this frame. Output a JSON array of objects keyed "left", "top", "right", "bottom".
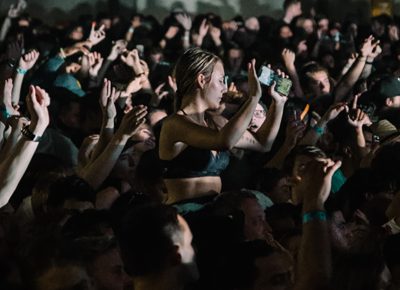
[
  {"left": 78, "top": 105, "right": 147, "bottom": 190},
  {"left": 333, "top": 36, "right": 378, "bottom": 103},
  {"left": 282, "top": 48, "right": 304, "bottom": 98},
  {"left": 294, "top": 158, "right": 341, "bottom": 290},
  {"left": 175, "top": 13, "right": 192, "bottom": 50},
  {"left": 0, "top": 85, "right": 49, "bottom": 208},
  {"left": 159, "top": 60, "right": 261, "bottom": 156},
  {"left": 12, "top": 49, "right": 40, "bottom": 106},
  {"left": 89, "top": 79, "right": 119, "bottom": 161}
]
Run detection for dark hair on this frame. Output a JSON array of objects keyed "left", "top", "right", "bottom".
[
  {"left": 212, "top": 189, "right": 257, "bottom": 217},
  {"left": 283, "top": 145, "right": 327, "bottom": 175},
  {"left": 222, "top": 240, "right": 276, "bottom": 290},
  {"left": 47, "top": 175, "right": 96, "bottom": 209},
  {"left": 283, "top": 0, "right": 300, "bottom": 10},
  {"left": 252, "top": 167, "right": 287, "bottom": 193},
  {"left": 173, "top": 48, "right": 220, "bottom": 111},
  {"left": 118, "top": 204, "right": 181, "bottom": 276}
]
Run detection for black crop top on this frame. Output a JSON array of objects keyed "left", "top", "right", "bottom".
[{"left": 162, "top": 146, "right": 230, "bottom": 179}]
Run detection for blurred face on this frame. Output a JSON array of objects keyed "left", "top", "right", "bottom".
[
  {"left": 308, "top": 70, "right": 330, "bottom": 97},
  {"left": 268, "top": 177, "right": 292, "bottom": 203},
  {"left": 386, "top": 96, "right": 400, "bottom": 108},
  {"left": 239, "top": 198, "right": 273, "bottom": 241},
  {"left": 280, "top": 26, "right": 293, "bottom": 39},
  {"left": 66, "top": 62, "right": 82, "bottom": 74},
  {"left": 318, "top": 19, "right": 329, "bottom": 33},
  {"left": 70, "top": 26, "right": 84, "bottom": 41},
  {"left": 100, "top": 18, "right": 112, "bottom": 30},
  {"left": 302, "top": 19, "right": 314, "bottom": 34},
  {"left": 90, "top": 248, "right": 131, "bottom": 290},
  {"left": 112, "top": 146, "right": 136, "bottom": 180},
  {"left": 203, "top": 61, "right": 227, "bottom": 110},
  {"left": 59, "top": 102, "right": 81, "bottom": 129},
  {"left": 249, "top": 103, "right": 267, "bottom": 132},
  {"left": 253, "top": 252, "right": 294, "bottom": 290}
]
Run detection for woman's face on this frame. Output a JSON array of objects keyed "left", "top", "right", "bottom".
[
  {"left": 203, "top": 61, "right": 227, "bottom": 110},
  {"left": 69, "top": 26, "right": 84, "bottom": 41},
  {"left": 280, "top": 26, "right": 293, "bottom": 39}
]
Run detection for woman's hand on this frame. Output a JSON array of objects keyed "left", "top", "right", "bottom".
[
  {"left": 26, "top": 85, "right": 50, "bottom": 135},
  {"left": 117, "top": 105, "right": 148, "bottom": 138},
  {"left": 18, "top": 50, "right": 40, "bottom": 71},
  {"left": 247, "top": 59, "right": 261, "bottom": 99},
  {"left": 100, "top": 79, "right": 119, "bottom": 121}
]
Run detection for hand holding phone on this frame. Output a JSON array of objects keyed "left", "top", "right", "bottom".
[{"left": 258, "top": 65, "right": 292, "bottom": 96}]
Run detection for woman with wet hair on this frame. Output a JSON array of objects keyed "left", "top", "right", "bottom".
[{"left": 159, "top": 47, "right": 287, "bottom": 204}]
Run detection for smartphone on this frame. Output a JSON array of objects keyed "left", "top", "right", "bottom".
[
  {"left": 258, "top": 66, "right": 292, "bottom": 96},
  {"left": 136, "top": 44, "right": 144, "bottom": 58}
]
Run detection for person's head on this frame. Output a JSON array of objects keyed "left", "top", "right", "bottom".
[
  {"left": 173, "top": 48, "right": 226, "bottom": 111},
  {"left": 68, "top": 25, "right": 84, "bottom": 41},
  {"left": 372, "top": 76, "right": 400, "bottom": 110},
  {"left": 283, "top": 0, "right": 302, "bottom": 18},
  {"left": 301, "top": 62, "right": 331, "bottom": 97},
  {"left": 47, "top": 175, "right": 96, "bottom": 214},
  {"left": 296, "top": 16, "right": 315, "bottom": 35},
  {"left": 35, "top": 261, "right": 95, "bottom": 290},
  {"left": 284, "top": 145, "right": 329, "bottom": 204},
  {"left": 118, "top": 204, "right": 198, "bottom": 284},
  {"left": 253, "top": 168, "right": 291, "bottom": 204},
  {"left": 278, "top": 24, "right": 293, "bottom": 40},
  {"left": 213, "top": 190, "right": 272, "bottom": 241},
  {"left": 249, "top": 102, "right": 268, "bottom": 132},
  {"left": 226, "top": 240, "right": 294, "bottom": 290}
]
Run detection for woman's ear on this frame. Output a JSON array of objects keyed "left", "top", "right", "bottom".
[{"left": 196, "top": 73, "right": 206, "bottom": 89}]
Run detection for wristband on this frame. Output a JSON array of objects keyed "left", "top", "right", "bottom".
[
  {"left": 16, "top": 67, "right": 28, "bottom": 75},
  {"left": 313, "top": 125, "right": 324, "bottom": 136},
  {"left": 0, "top": 106, "right": 11, "bottom": 120},
  {"left": 303, "top": 211, "right": 327, "bottom": 224},
  {"left": 128, "top": 27, "right": 135, "bottom": 33},
  {"left": 366, "top": 61, "right": 374, "bottom": 65},
  {"left": 21, "top": 125, "right": 42, "bottom": 142},
  {"left": 382, "top": 218, "right": 400, "bottom": 235}
]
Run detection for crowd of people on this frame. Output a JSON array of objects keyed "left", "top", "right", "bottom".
[{"left": 1, "top": 0, "right": 400, "bottom": 289}]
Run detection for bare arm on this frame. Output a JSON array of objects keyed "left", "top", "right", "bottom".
[
  {"left": 0, "top": 85, "right": 49, "bottom": 208},
  {"left": 78, "top": 105, "right": 147, "bottom": 190},
  {"left": 333, "top": 36, "right": 378, "bottom": 103},
  {"left": 282, "top": 49, "right": 304, "bottom": 98},
  {"left": 294, "top": 159, "right": 341, "bottom": 290}
]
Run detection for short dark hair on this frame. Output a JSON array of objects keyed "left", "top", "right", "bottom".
[
  {"left": 117, "top": 204, "right": 182, "bottom": 276},
  {"left": 283, "top": 145, "right": 327, "bottom": 175},
  {"left": 284, "top": 0, "right": 300, "bottom": 10},
  {"left": 47, "top": 175, "right": 96, "bottom": 209},
  {"left": 223, "top": 240, "right": 276, "bottom": 290}
]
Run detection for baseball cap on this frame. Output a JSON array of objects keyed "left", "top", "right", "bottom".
[{"left": 373, "top": 76, "right": 400, "bottom": 105}]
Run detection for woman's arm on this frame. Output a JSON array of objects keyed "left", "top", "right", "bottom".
[
  {"left": 159, "top": 60, "right": 261, "bottom": 157},
  {"left": 0, "top": 85, "right": 49, "bottom": 208}
]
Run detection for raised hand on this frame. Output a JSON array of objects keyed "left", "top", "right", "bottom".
[
  {"left": 108, "top": 40, "right": 127, "bottom": 61},
  {"left": 360, "top": 35, "right": 379, "bottom": 57},
  {"left": 281, "top": 48, "right": 296, "bottom": 70},
  {"left": 25, "top": 86, "right": 50, "bottom": 135},
  {"left": 18, "top": 50, "right": 40, "bottom": 71},
  {"left": 168, "top": 75, "right": 177, "bottom": 93},
  {"left": 100, "top": 79, "right": 119, "bottom": 120},
  {"left": 120, "top": 49, "right": 143, "bottom": 76},
  {"left": 175, "top": 13, "right": 192, "bottom": 31},
  {"left": 88, "top": 23, "right": 106, "bottom": 47},
  {"left": 284, "top": 120, "right": 306, "bottom": 148},
  {"left": 198, "top": 19, "right": 209, "bottom": 38},
  {"left": 296, "top": 157, "right": 342, "bottom": 210},
  {"left": 8, "top": 0, "right": 27, "bottom": 19},
  {"left": 154, "top": 83, "right": 169, "bottom": 101},
  {"left": 165, "top": 26, "right": 179, "bottom": 40},
  {"left": 346, "top": 94, "right": 372, "bottom": 128},
  {"left": 247, "top": 59, "right": 262, "bottom": 99},
  {"left": 267, "top": 68, "right": 288, "bottom": 105},
  {"left": 88, "top": 52, "right": 104, "bottom": 78},
  {"left": 117, "top": 105, "right": 148, "bottom": 138},
  {"left": 321, "top": 102, "right": 347, "bottom": 123}
]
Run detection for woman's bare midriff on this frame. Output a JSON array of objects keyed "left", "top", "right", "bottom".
[{"left": 164, "top": 176, "right": 222, "bottom": 204}]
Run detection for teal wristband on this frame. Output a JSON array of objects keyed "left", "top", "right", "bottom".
[
  {"left": 16, "top": 67, "right": 28, "bottom": 75},
  {"left": 0, "top": 106, "right": 11, "bottom": 120},
  {"left": 313, "top": 125, "right": 324, "bottom": 136},
  {"left": 302, "top": 211, "right": 327, "bottom": 224}
]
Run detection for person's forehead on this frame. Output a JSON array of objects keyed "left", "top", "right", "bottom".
[{"left": 212, "top": 62, "right": 225, "bottom": 76}]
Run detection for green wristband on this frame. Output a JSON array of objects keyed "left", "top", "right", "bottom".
[{"left": 302, "top": 211, "right": 327, "bottom": 224}]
